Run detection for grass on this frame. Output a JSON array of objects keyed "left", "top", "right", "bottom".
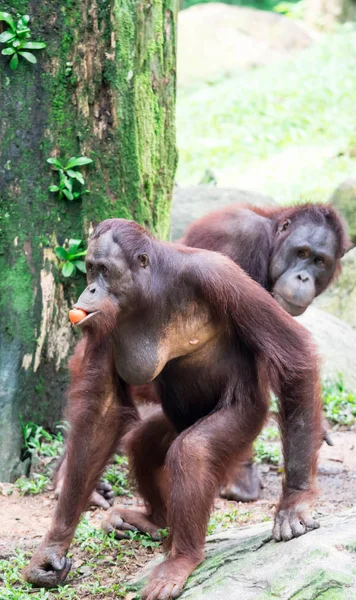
[
  {"left": 0, "top": 515, "right": 162, "bottom": 600},
  {"left": 322, "top": 376, "right": 356, "bottom": 426},
  {"left": 15, "top": 421, "right": 131, "bottom": 497},
  {"left": 181, "top": 0, "right": 304, "bottom": 12},
  {"left": 176, "top": 26, "right": 356, "bottom": 204}
]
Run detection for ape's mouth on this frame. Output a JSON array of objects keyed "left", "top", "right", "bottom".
[
  {"left": 69, "top": 308, "right": 100, "bottom": 327},
  {"left": 272, "top": 293, "right": 308, "bottom": 317}
]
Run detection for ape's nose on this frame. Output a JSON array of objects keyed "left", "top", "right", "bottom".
[{"left": 297, "top": 272, "right": 309, "bottom": 283}]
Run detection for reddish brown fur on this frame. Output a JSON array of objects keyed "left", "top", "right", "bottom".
[
  {"left": 25, "top": 219, "right": 323, "bottom": 597},
  {"left": 182, "top": 202, "right": 350, "bottom": 288}
]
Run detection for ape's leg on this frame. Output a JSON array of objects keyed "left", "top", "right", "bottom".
[
  {"left": 102, "top": 410, "right": 177, "bottom": 539},
  {"left": 273, "top": 367, "right": 323, "bottom": 542},
  {"left": 220, "top": 445, "right": 261, "bottom": 502},
  {"left": 141, "top": 401, "right": 267, "bottom": 600},
  {"left": 24, "top": 342, "right": 127, "bottom": 589},
  {"left": 54, "top": 453, "right": 116, "bottom": 510}
]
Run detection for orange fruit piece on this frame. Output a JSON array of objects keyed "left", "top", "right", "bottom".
[{"left": 69, "top": 308, "right": 87, "bottom": 324}]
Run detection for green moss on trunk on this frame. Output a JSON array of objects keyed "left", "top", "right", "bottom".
[{"left": 0, "top": 0, "right": 178, "bottom": 480}]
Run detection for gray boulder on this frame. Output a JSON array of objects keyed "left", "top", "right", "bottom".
[
  {"left": 178, "top": 3, "right": 315, "bottom": 87},
  {"left": 315, "top": 248, "right": 356, "bottom": 328},
  {"left": 296, "top": 306, "right": 356, "bottom": 390},
  {"left": 170, "top": 186, "right": 276, "bottom": 241},
  {"left": 329, "top": 178, "right": 356, "bottom": 244},
  {"left": 129, "top": 509, "right": 356, "bottom": 599}
]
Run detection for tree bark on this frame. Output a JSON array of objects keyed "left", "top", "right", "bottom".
[{"left": 0, "top": 0, "right": 178, "bottom": 481}]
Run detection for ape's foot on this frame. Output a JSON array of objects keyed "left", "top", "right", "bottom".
[
  {"left": 273, "top": 507, "right": 320, "bottom": 541},
  {"left": 220, "top": 461, "right": 261, "bottom": 502},
  {"left": 88, "top": 480, "right": 115, "bottom": 509},
  {"left": 24, "top": 546, "right": 71, "bottom": 588},
  {"left": 54, "top": 477, "right": 114, "bottom": 510},
  {"left": 102, "top": 506, "right": 163, "bottom": 540},
  {"left": 141, "top": 556, "right": 201, "bottom": 600}
]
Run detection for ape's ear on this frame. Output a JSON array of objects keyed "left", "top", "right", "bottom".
[
  {"left": 138, "top": 253, "right": 149, "bottom": 268},
  {"left": 278, "top": 219, "right": 291, "bottom": 234}
]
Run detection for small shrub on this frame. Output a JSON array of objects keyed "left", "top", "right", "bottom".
[
  {"left": 104, "top": 454, "right": 131, "bottom": 497},
  {"left": 48, "top": 156, "right": 92, "bottom": 201},
  {"left": 322, "top": 376, "right": 356, "bottom": 426},
  {"left": 21, "top": 420, "right": 66, "bottom": 459},
  {"left": 55, "top": 238, "right": 87, "bottom": 277},
  {"left": 254, "top": 438, "right": 281, "bottom": 465},
  {"left": 16, "top": 473, "right": 47, "bottom": 496},
  {"left": 0, "top": 12, "right": 46, "bottom": 70}
]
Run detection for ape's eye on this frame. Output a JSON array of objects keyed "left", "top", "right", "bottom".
[
  {"left": 297, "top": 249, "right": 308, "bottom": 259},
  {"left": 315, "top": 256, "right": 324, "bottom": 266},
  {"left": 87, "top": 263, "right": 94, "bottom": 273},
  {"left": 101, "top": 265, "right": 108, "bottom": 275}
]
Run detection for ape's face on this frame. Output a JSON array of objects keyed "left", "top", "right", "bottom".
[
  {"left": 73, "top": 230, "right": 150, "bottom": 328},
  {"left": 269, "top": 222, "right": 337, "bottom": 317}
]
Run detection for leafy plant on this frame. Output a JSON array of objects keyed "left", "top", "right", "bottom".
[
  {"left": 16, "top": 472, "right": 48, "bottom": 496},
  {"left": 0, "top": 12, "right": 46, "bottom": 70},
  {"left": 104, "top": 454, "right": 131, "bottom": 497},
  {"left": 55, "top": 238, "right": 87, "bottom": 278},
  {"left": 253, "top": 437, "right": 281, "bottom": 465},
  {"left": 47, "top": 156, "right": 93, "bottom": 200},
  {"left": 21, "top": 420, "right": 66, "bottom": 459},
  {"left": 322, "top": 375, "right": 356, "bottom": 426}
]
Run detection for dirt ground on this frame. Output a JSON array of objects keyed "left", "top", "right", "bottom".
[{"left": 0, "top": 429, "right": 355, "bottom": 597}]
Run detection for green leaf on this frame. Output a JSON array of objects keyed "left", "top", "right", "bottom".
[
  {"left": 74, "top": 172, "right": 85, "bottom": 185},
  {"left": 48, "top": 185, "right": 60, "bottom": 192},
  {"left": 73, "top": 260, "right": 86, "bottom": 274},
  {"left": 55, "top": 247, "right": 68, "bottom": 260},
  {"left": 20, "top": 41, "right": 46, "bottom": 50},
  {"left": 1, "top": 47, "right": 15, "bottom": 56},
  {"left": 68, "top": 238, "right": 82, "bottom": 250},
  {"left": 62, "top": 261, "right": 75, "bottom": 277},
  {"left": 12, "top": 39, "right": 21, "bottom": 48},
  {"left": 0, "top": 30, "right": 15, "bottom": 43},
  {"left": 69, "top": 250, "right": 87, "bottom": 259},
  {"left": 19, "top": 15, "right": 30, "bottom": 26},
  {"left": 67, "top": 170, "right": 85, "bottom": 185},
  {"left": 0, "top": 12, "right": 16, "bottom": 32},
  {"left": 10, "top": 52, "right": 19, "bottom": 70},
  {"left": 17, "top": 27, "right": 30, "bottom": 37},
  {"left": 19, "top": 51, "right": 37, "bottom": 64},
  {"left": 64, "top": 177, "right": 72, "bottom": 191},
  {"left": 65, "top": 156, "right": 93, "bottom": 169},
  {"left": 63, "top": 189, "right": 74, "bottom": 201},
  {"left": 47, "top": 158, "right": 63, "bottom": 169}
]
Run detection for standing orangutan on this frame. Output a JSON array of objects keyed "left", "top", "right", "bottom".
[
  {"left": 25, "top": 218, "right": 322, "bottom": 600},
  {"left": 181, "top": 202, "right": 349, "bottom": 502},
  {"left": 53, "top": 202, "right": 349, "bottom": 508}
]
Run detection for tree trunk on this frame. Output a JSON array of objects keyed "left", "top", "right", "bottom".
[{"left": 0, "top": 0, "right": 178, "bottom": 481}]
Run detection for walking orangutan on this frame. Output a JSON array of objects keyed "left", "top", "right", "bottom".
[{"left": 25, "top": 218, "right": 323, "bottom": 600}]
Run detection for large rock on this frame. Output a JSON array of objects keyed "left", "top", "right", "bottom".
[
  {"left": 178, "top": 3, "right": 315, "bottom": 87},
  {"left": 315, "top": 248, "right": 356, "bottom": 328},
  {"left": 129, "top": 509, "right": 356, "bottom": 599},
  {"left": 296, "top": 306, "right": 356, "bottom": 391},
  {"left": 170, "top": 186, "right": 276, "bottom": 241},
  {"left": 329, "top": 178, "right": 356, "bottom": 243}
]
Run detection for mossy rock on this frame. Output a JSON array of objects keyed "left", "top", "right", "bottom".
[
  {"left": 329, "top": 178, "right": 356, "bottom": 243},
  {"left": 128, "top": 509, "right": 356, "bottom": 599},
  {"left": 170, "top": 186, "right": 276, "bottom": 240},
  {"left": 315, "top": 248, "right": 356, "bottom": 328}
]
